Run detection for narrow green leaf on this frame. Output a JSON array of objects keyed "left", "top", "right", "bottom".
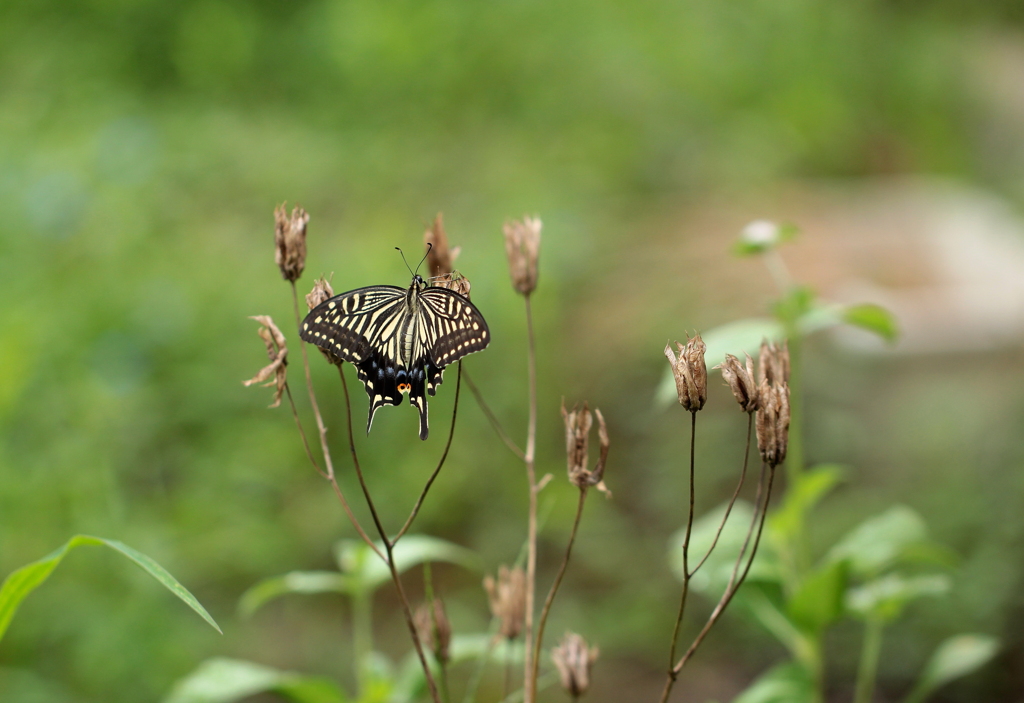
[
  {"left": 903, "top": 635, "right": 999, "bottom": 703},
  {"left": 334, "top": 535, "right": 481, "bottom": 594},
  {"left": 844, "top": 303, "right": 899, "bottom": 343},
  {"left": 163, "top": 658, "right": 348, "bottom": 703},
  {"left": 770, "top": 464, "right": 846, "bottom": 541},
  {"left": 238, "top": 571, "right": 351, "bottom": 617},
  {"left": 738, "top": 585, "right": 811, "bottom": 660},
  {"left": 0, "top": 535, "right": 220, "bottom": 643},
  {"left": 846, "top": 573, "right": 949, "bottom": 623},
  {"left": 826, "top": 505, "right": 929, "bottom": 578},
  {"left": 732, "top": 662, "right": 814, "bottom": 703},
  {"left": 787, "top": 560, "right": 848, "bottom": 633}
]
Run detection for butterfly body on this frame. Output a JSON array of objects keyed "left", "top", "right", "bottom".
[{"left": 300, "top": 274, "right": 489, "bottom": 439}]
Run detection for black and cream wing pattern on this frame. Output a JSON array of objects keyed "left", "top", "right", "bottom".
[{"left": 299, "top": 276, "right": 490, "bottom": 439}]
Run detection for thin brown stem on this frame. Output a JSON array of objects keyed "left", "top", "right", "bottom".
[
  {"left": 689, "top": 412, "right": 753, "bottom": 577},
  {"left": 290, "top": 282, "right": 336, "bottom": 481},
  {"left": 665, "top": 411, "right": 698, "bottom": 682},
  {"left": 463, "top": 368, "right": 526, "bottom": 460},
  {"left": 394, "top": 363, "right": 463, "bottom": 543},
  {"left": 531, "top": 487, "right": 588, "bottom": 688},
  {"left": 523, "top": 294, "right": 540, "bottom": 703},
  {"left": 338, "top": 366, "right": 442, "bottom": 703},
  {"left": 284, "top": 383, "right": 328, "bottom": 479}
]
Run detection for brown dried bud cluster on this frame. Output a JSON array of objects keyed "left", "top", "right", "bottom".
[
  {"left": 561, "top": 402, "right": 611, "bottom": 495},
  {"left": 305, "top": 276, "right": 334, "bottom": 310},
  {"left": 716, "top": 353, "right": 760, "bottom": 413},
  {"left": 503, "top": 216, "right": 541, "bottom": 295},
  {"left": 551, "top": 632, "right": 599, "bottom": 698},
  {"left": 664, "top": 334, "right": 707, "bottom": 412},
  {"left": 243, "top": 316, "right": 288, "bottom": 408},
  {"left": 756, "top": 379, "right": 790, "bottom": 467},
  {"left": 414, "top": 598, "right": 452, "bottom": 664},
  {"left": 758, "top": 339, "right": 790, "bottom": 386},
  {"left": 433, "top": 271, "right": 472, "bottom": 300},
  {"left": 423, "top": 213, "right": 461, "bottom": 278},
  {"left": 483, "top": 565, "right": 526, "bottom": 640},
  {"left": 274, "top": 204, "right": 309, "bottom": 283}
]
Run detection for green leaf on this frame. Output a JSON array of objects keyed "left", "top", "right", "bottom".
[
  {"left": 844, "top": 303, "right": 898, "bottom": 343},
  {"left": 449, "top": 633, "right": 524, "bottom": 665},
  {"left": 163, "top": 658, "right": 348, "bottom": 703},
  {"left": 846, "top": 574, "right": 950, "bottom": 623},
  {"left": 903, "top": 635, "right": 999, "bottom": 703},
  {"left": 0, "top": 535, "right": 220, "bottom": 643},
  {"left": 238, "top": 571, "right": 351, "bottom": 617},
  {"left": 657, "top": 318, "right": 784, "bottom": 406},
  {"left": 772, "top": 286, "right": 816, "bottom": 327},
  {"left": 334, "top": 535, "right": 481, "bottom": 595},
  {"left": 769, "top": 464, "right": 846, "bottom": 542},
  {"left": 671, "top": 500, "right": 782, "bottom": 595},
  {"left": 732, "top": 662, "right": 814, "bottom": 703},
  {"left": 826, "top": 506, "right": 929, "bottom": 578},
  {"left": 787, "top": 560, "right": 848, "bottom": 633},
  {"left": 738, "top": 584, "right": 814, "bottom": 661}
]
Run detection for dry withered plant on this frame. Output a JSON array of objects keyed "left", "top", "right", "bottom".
[{"left": 245, "top": 205, "right": 789, "bottom": 703}]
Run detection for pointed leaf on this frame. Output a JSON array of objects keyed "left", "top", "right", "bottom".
[
  {"left": 844, "top": 304, "right": 898, "bottom": 343},
  {"left": 846, "top": 574, "right": 949, "bottom": 622},
  {"left": 239, "top": 571, "right": 351, "bottom": 617},
  {"left": 826, "top": 506, "right": 929, "bottom": 578},
  {"left": 0, "top": 535, "right": 220, "bottom": 643},
  {"left": 787, "top": 560, "right": 848, "bottom": 633},
  {"left": 732, "top": 662, "right": 814, "bottom": 703},
  {"left": 903, "top": 635, "right": 998, "bottom": 703},
  {"left": 770, "top": 464, "right": 846, "bottom": 541},
  {"left": 334, "top": 535, "right": 481, "bottom": 594},
  {"left": 163, "top": 658, "right": 348, "bottom": 703}
]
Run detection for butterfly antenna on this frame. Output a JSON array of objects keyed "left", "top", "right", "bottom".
[
  {"left": 415, "top": 243, "right": 432, "bottom": 276},
  {"left": 396, "top": 247, "right": 414, "bottom": 276}
]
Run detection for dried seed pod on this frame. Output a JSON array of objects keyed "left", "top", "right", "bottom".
[
  {"left": 551, "top": 632, "right": 599, "bottom": 698},
  {"left": 664, "top": 334, "right": 707, "bottom": 412},
  {"left": 305, "top": 276, "right": 334, "bottom": 311},
  {"left": 414, "top": 598, "right": 451, "bottom": 664},
  {"left": 758, "top": 339, "right": 790, "bottom": 386},
  {"left": 433, "top": 270, "right": 472, "bottom": 300},
  {"left": 423, "top": 213, "right": 461, "bottom": 278},
  {"left": 503, "top": 216, "right": 541, "bottom": 295},
  {"left": 483, "top": 565, "right": 526, "bottom": 640},
  {"left": 756, "top": 380, "right": 790, "bottom": 467},
  {"left": 274, "top": 204, "right": 308, "bottom": 283},
  {"left": 716, "top": 353, "right": 760, "bottom": 413},
  {"left": 561, "top": 402, "right": 611, "bottom": 495},
  {"left": 243, "top": 315, "right": 288, "bottom": 408}
]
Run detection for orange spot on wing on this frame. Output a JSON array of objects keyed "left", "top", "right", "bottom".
[{"left": 397, "top": 383, "right": 411, "bottom": 393}]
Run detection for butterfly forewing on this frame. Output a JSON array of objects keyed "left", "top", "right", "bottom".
[{"left": 299, "top": 278, "right": 489, "bottom": 440}]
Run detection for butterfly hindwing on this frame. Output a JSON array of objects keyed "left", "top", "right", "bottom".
[{"left": 299, "top": 278, "right": 489, "bottom": 440}]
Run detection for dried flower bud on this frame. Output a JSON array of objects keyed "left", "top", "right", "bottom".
[
  {"left": 414, "top": 598, "right": 452, "bottom": 664},
  {"left": 274, "top": 204, "right": 309, "bottom": 282},
  {"left": 244, "top": 315, "right": 288, "bottom": 408},
  {"left": 551, "top": 632, "right": 599, "bottom": 698},
  {"left": 433, "top": 270, "right": 472, "bottom": 300},
  {"left": 758, "top": 339, "right": 790, "bottom": 386},
  {"left": 561, "top": 402, "right": 611, "bottom": 495},
  {"left": 503, "top": 216, "right": 541, "bottom": 295},
  {"left": 305, "top": 276, "right": 334, "bottom": 310},
  {"left": 664, "top": 334, "right": 707, "bottom": 412},
  {"left": 423, "top": 213, "right": 461, "bottom": 278},
  {"left": 484, "top": 565, "right": 526, "bottom": 640},
  {"left": 715, "top": 353, "right": 760, "bottom": 413},
  {"left": 756, "top": 380, "right": 790, "bottom": 467}
]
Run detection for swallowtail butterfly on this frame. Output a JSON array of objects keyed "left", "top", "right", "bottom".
[{"left": 300, "top": 270, "right": 490, "bottom": 439}]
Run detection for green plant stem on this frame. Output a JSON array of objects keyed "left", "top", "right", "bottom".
[
  {"left": 531, "top": 487, "right": 588, "bottom": 688},
  {"left": 463, "top": 368, "right": 526, "bottom": 460},
  {"left": 853, "top": 618, "right": 884, "bottom": 703},
  {"left": 523, "top": 294, "right": 540, "bottom": 703},
  {"left": 785, "top": 333, "right": 804, "bottom": 487},
  {"left": 351, "top": 588, "right": 372, "bottom": 694}
]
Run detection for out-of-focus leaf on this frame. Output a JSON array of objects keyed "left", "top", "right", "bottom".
[
  {"left": 449, "top": 633, "right": 524, "bottom": 665},
  {"left": 770, "top": 464, "right": 846, "bottom": 541},
  {"left": 163, "top": 658, "right": 348, "bottom": 703},
  {"left": 732, "top": 662, "right": 814, "bottom": 703},
  {"left": 0, "top": 535, "right": 220, "bottom": 643},
  {"left": 334, "top": 535, "right": 481, "bottom": 594},
  {"left": 657, "top": 318, "right": 784, "bottom": 405},
  {"left": 772, "top": 286, "right": 816, "bottom": 327},
  {"left": 846, "top": 574, "right": 950, "bottom": 622},
  {"left": 738, "top": 584, "right": 812, "bottom": 660},
  {"left": 671, "top": 500, "right": 782, "bottom": 595},
  {"left": 826, "top": 506, "right": 929, "bottom": 578},
  {"left": 844, "top": 303, "right": 899, "bottom": 343},
  {"left": 903, "top": 634, "right": 999, "bottom": 703},
  {"left": 238, "top": 571, "right": 351, "bottom": 617},
  {"left": 787, "top": 560, "right": 848, "bottom": 633},
  {"left": 733, "top": 221, "right": 799, "bottom": 256}
]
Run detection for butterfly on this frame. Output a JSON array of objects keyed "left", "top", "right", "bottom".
[{"left": 299, "top": 269, "right": 490, "bottom": 440}]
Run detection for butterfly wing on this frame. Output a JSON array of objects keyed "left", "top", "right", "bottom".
[
  {"left": 300, "top": 285, "right": 410, "bottom": 433},
  {"left": 418, "top": 286, "right": 491, "bottom": 388}
]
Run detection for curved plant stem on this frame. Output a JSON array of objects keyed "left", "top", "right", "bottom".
[
  {"left": 394, "top": 363, "right": 463, "bottom": 543},
  {"left": 338, "top": 366, "right": 442, "bottom": 703},
  {"left": 664, "top": 411, "right": 698, "bottom": 691},
  {"left": 531, "top": 487, "right": 588, "bottom": 688},
  {"left": 290, "top": 283, "right": 336, "bottom": 481},
  {"left": 463, "top": 368, "right": 526, "bottom": 460},
  {"left": 523, "top": 294, "right": 540, "bottom": 703},
  {"left": 853, "top": 617, "right": 884, "bottom": 703}
]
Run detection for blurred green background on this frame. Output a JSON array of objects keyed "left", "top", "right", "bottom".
[{"left": 3, "top": 0, "right": 1024, "bottom": 701}]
